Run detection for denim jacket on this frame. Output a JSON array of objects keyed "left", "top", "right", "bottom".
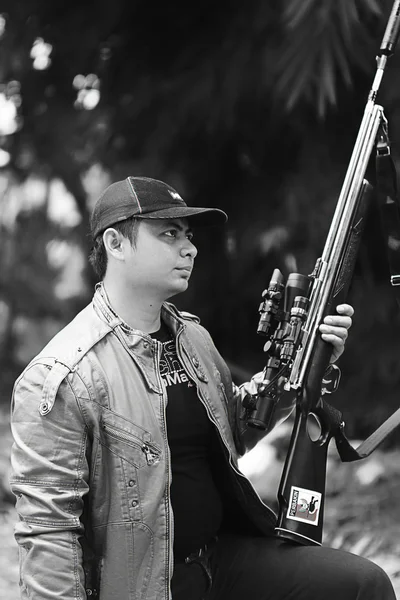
[{"left": 10, "top": 285, "right": 294, "bottom": 600}]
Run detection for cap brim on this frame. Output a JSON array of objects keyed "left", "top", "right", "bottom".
[{"left": 136, "top": 206, "right": 228, "bottom": 227}]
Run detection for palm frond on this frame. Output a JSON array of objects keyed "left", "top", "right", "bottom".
[
  {"left": 275, "top": 0, "right": 383, "bottom": 117},
  {"left": 283, "top": 0, "right": 317, "bottom": 29}
]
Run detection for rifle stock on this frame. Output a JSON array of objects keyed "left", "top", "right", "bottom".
[{"left": 275, "top": 181, "right": 374, "bottom": 545}]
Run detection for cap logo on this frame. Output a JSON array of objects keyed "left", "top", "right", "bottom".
[{"left": 168, "top": 190, "right": 183, "bottom": 202}]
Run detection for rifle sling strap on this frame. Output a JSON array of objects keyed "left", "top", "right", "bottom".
[
  {"left": 328, "top": 126, "right": 400, "bottom": 455},
  {"left": 320, "top": 398, "right": 400, "bottom": 462},
  {"left": 321, "top": 134, "right": 400, "bottom": 462},
  {"left": 376, "top": 124, "right": 400, "bottom": 303}
]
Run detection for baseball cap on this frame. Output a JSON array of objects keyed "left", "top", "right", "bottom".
[{"left": 90, "top": 176, "right": 228, "bottom": 239}]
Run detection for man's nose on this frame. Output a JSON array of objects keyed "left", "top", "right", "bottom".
[{"left": 180, "top": 240, "right": 197, "bottom": 259}]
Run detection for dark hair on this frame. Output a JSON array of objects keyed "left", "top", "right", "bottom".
[{"left": 89, "top": 217, "right": 140, "bottom": 279}]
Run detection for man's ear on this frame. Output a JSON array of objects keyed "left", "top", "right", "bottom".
[{"left": 103, "top": 228, "right": 125, "bottom": 261}]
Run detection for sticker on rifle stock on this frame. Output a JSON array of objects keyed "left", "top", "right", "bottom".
[{"left": 286, "top": 486, "right": 322, "bottom": 526}]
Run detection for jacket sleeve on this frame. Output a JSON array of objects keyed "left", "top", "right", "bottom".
[{"left": 9, "top": 361, "right": 89, "bottom": 600}]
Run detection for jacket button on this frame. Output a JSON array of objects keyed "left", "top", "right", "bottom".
[
  {"left": 86, "top": 590, "right": 93, "bottom": 596},
  {"left": 129, "top": 480, "right": 135, "bottom": 487},
  {"left": 131, "top": 500, "right": 138, "bottom": 507},
  {"left": 143, "top": 342, "right": 149, "bottom": 349}
]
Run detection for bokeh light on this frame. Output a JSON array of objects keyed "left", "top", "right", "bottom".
[
  {"left": 0, "top": 148, "right": 11, "bottom": 167},
  {"left": 30, "top": 38, "right": 52, "bottom": 70},
  {"left": 0, "top": 93, "right": 18, "bottom": 135},
  {"left": 0, "top": 14, "right": 6, "bottom": 38},
  {"left": 73, "top": 73, "right": 101, "bottom": 110}
]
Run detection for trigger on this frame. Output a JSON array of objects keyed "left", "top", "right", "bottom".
[{"left": 321, "top": 363, "right": 341, "bottom": 395}]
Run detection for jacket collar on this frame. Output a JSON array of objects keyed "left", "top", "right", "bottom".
[
  {"left": 92, "top": 283, "right": 189, "bottom": 394},
  {"left": 93, "top": 282, "right": 185, "bottom": 340}
]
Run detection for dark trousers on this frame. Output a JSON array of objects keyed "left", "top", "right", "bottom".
[{"left": 171, "top": 534, "right": 396, "bottom": 600}]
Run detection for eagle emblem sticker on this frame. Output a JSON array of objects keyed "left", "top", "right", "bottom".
[
  {"left": 168, "top": 190, "right": 184, "bottom": 202},
  {"left": 286, "top": 486, "right": 322, "bottom": 526}
]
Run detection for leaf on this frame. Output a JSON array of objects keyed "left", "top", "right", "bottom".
[
  {"left": 283, "top": 0, "right": 318, "bottom": 30},
  {"left": 276, "top": 0, "right": 381, "bottom": 116},
  {"left": 319, "top": 42, "right": 337, "bottom": 109},
  {"left": 364, "top": 0, "right": 382, "bottom": 16}
]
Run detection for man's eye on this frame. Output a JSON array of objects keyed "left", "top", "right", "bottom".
[
  {"left": 165, "top": 230, "right": 177, "bottom": 238},
  {"left": 187, "top": 233, "right": 194, "bottom": 241}
]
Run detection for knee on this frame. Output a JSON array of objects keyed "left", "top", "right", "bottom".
[
  {"left": 352, "top": 558, "right": 395, "bottom": 600},
  {"left": 311, "top": 549, "right": 396, "bottom": 600}
]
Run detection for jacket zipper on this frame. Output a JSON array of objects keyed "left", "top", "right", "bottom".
[
  {"left": 102, "top": 423, "right": 161, "bottom": 466},
  {"left": 153, "top": 339, "right": 173, "bottom": 600}
]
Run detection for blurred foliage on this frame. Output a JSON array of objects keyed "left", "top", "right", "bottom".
[
  {"left": 277, "top": 0, "right": 382, "bottom": 115},
  {"left": 0, "top": 0, "right": 400, "bottom": 443}
]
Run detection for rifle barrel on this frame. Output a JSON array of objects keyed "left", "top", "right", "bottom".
[{"left": 381, "top": 0, "right": 400, "bottom": 56}]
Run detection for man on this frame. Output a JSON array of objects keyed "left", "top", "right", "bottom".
[{"left": 10, "top": 177, "right": 395, "bottom": 600}]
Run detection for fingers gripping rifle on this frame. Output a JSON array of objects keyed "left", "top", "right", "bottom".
[{"left": 244, "top": 1, "right": 400, "bottom": 546}]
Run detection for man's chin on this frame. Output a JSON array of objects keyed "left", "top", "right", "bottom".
[{"left": 164, "top": 280, "right": 190, "bottom": 299}]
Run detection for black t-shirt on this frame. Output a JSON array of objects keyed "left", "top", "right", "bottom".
[{"left": 151, "top": 322, "right": 223, "bottom": 559}]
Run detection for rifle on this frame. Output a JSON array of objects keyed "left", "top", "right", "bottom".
[{"left": 243, "top": 0, "right": 400, "bottom": 546}]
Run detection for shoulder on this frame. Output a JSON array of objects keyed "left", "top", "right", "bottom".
[
  {"left": 164, "top": 301, "right": 220, "bottom": 353},
  {"left": 33, "top": 302, "right": 112, "bottom": 370},
  {"left": 163, "top": 302, "right": 233, "bottom": 384},
  {"left": 164, "top": 302, "right": 220, "bottom": 353},
  {"left": 163, "top": 301, "right": 201, "bottom": 324},
  {"left": 13, "top": 303, "right": 112, "bottom": 410}
]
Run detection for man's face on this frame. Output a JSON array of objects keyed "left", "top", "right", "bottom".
[{"left": 122, "top": 217, "right": 198, "bottom": 299}]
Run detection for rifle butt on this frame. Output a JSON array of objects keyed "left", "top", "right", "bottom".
[{"left": 275, "top": 396, "right": 332, "bottom": 546}]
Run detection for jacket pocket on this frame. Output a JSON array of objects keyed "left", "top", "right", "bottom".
[{"left": 99, "top": 412, "right": 162, "bottom": 469}]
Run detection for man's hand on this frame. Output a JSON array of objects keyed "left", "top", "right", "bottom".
[{"left": 319, "top": 303, "right": 354, "bottom": 363}]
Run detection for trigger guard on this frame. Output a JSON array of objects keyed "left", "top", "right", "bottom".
[{"left": 321, "top": 363, "right": 341, "bottom": 395}]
